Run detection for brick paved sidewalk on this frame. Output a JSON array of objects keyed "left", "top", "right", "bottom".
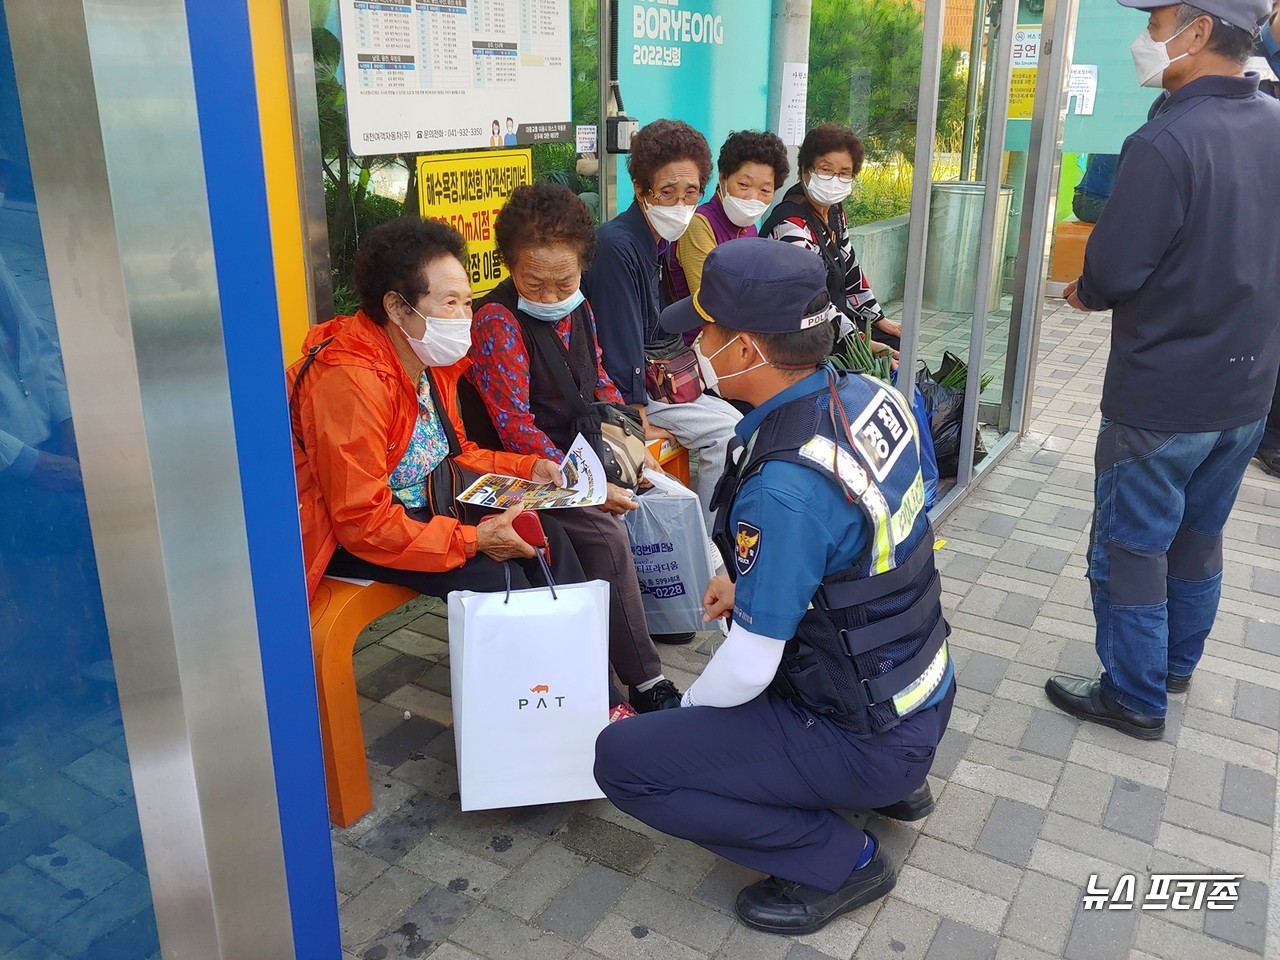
[{"left": 336, "top": 301, "right": 1280, "bottom": 960}]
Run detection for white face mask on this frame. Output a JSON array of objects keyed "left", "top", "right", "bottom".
[
  {"left": 804, "top": 173, "right": 853, "bottom": 208},
  {"left": 1131, "top": 21, "right": 1193, "bottom": 89},
  {"left": 397, "top": 297, "right": 472, "bottom": 367},
  {"left": 720, "top": 190, "right": 769, "bottom": 228},
  {"left": 644, "top": 199, "right": 698, "bottom": 242},
  {"left": 694, "top": 334, "right": 768, "bottom": 393}
]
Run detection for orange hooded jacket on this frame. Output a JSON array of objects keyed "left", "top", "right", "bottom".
[{"left": 289, "top": 312, "right": 539, "bottom": 599}]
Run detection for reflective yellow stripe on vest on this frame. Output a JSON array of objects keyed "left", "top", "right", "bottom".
[
  {"left": 892, "top": 639, "right": 949, "bottom": 717},
  {"left": 797, "top": 435, "right": 927, "bottom": 575}
]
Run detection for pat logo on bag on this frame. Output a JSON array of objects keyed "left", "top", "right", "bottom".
[
  {"left": 848, "top": 388, "right": 911, "bottom": 482},
  {"left": 735, "top": 522, "right": 761, "bottom": 576},
  {"left": 519, "top": 683, "right": 565, "bottom": 710}
]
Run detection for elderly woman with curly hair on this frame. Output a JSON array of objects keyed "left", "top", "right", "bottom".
[
  {"left": 467, "top": 183, "right": 681, "bottom": 714},
  {"left": 668, "top": 129, "right": 790, "bottom": 306},
  {"left": 289, "top": 216, "right": 581, "bottom": 601},
  {"left": 761, "top": 124, "right": 902, "bottom": 352},
  {"left": 583, "top": 119, "right": 741, "bottom": 536}
]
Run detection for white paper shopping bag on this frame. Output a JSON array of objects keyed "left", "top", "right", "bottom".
[{"left": 448, "top": 578, "right": 610, "bottom": 811}]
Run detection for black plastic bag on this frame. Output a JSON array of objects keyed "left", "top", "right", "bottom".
[{"left": 916, "top": 364, "right": 987, "bottom": 479}]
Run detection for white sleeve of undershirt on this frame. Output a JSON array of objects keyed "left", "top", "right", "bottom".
[{"left": 680, "top": 621, "right": 785, "bottom": 709}]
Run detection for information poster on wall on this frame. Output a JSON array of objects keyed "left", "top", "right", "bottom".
[
  {"left": 1008, "top": 25, "right": 1041, "bottom": 120},
  {"left": 417, "top": 149, "right": 532, "bottom": 295},
  {"left": 777, "top": 62, "right": 809, "bottom": 147},
  {"left": 615, "top": 0, "right": 772, "bottom": 211},
  {"left": 338, "top": 1, "right": 572, "bottom": 156}
]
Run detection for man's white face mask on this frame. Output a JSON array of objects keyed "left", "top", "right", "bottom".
[{"left": 1130, "top": 19, "right": 1194, "bottom": 89}]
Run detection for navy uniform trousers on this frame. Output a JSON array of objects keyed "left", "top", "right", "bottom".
[{"left": 594, "top": 681, "right": 954, "bottom": 892}]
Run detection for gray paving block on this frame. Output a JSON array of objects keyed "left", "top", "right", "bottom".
[
  {"left": 961, "top": 652, "right": 1010, "bottom": 695},
  {"left": 354, "top": 794, "right": 459, "bottom": 863},
  {"left": 582, "top": 911, "right": 707, "bottom": 960},
  {"left": 1233, "top": 679, "right": 1280, "bottom": 730},
  {"left": 941, "top": 552, "right": 991, "bottom": 584},
  {"left": 537, "top": 862, "right": 634, "bottom": 942},
  {"left": 692, "top": 859, "right": 763, "bottom": 914},
  {"left": 996, "top": 594, "right": 1041, "bottom": 629},
  {"left": 1063, "top": 899, "right": 1138, "bottom": 960},
  {"left": 487, "top": 843, "right": 586, "bottom": 921},
  {"left": 1019, "top": 708, "right": 1078, "bottom": 761},
  {"left": 1102, "top": 779, "right": 1165, "bottom": 844},
  {"left": 612, "top": 877, "right": 737, "bottom": 953},
  {"left": 924, "top": 918, "right": 997, "bottom": 960},
  {"left": 1002, "top": 870, "right": 1079, "bottom": 956},
  {"left": 557, "top": 813, "right": 658, "bottom": 877},
  {"left": 40, "top": 871, "right": 154, "bottom": 958},
  {"left": 1027, "top": 547, "right": 1070, "bottom": 575},
  {"left": 1242, "top": 618, "right": 1280, "bottom": 654},
  {"left": 786, "top": 944, "right": 836, "bottom": 960},
  {"left": 366, "top": 716, "right": 447, "bottom": 770},
  {"left": 332, "top": 842, "right": 390, "bottom": 899},
  {"left": 510, "top": 803, "right": 576, "bottom": 838},
  {"left": 339, "top": 866, "right": 432, "bottom": 951},
  {"left": 857, "top": 896, "right": 941, "bottom": 960},
  {"left": 430, "top": 810, "right": 544, "bottom": 868},
  {"left": 1220, "top": 763, "right": 1276, "bottom": 825},
  {"left": 357, "top": 653, "right": 431, "bottom": 702},
  {"left": 1055, "top": 641, "right": 1100, "bottom": 679},
  {"left": 1168, "top": 748, "right": 1226, "bottom": 810},
  {"left": 974, "top": 798, "right": 1045, "bottom": 867},
  {"left": 451, "top": 903, "right": 575, "bottom": 960},
  {"left": 1251, "top": 567, "right": 1280, "bottom": 597},
  {"left": 931, "top": 729, "right": 972, "bottom": 781},
  {"left": 1202, "top": 877, "right": 1267, "bottom": 953}
]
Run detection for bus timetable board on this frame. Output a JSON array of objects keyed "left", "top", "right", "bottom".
[{"left": 339, "top": 0, "right": 572, "bottom": 156}]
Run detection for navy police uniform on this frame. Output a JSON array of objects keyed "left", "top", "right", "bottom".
[{"left": 594, "top": 238, "right": 955, "bottom": 912}]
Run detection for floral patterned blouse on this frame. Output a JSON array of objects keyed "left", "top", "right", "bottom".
[{"left": 388, "top": 371, "right": 451, "bottom": 508}]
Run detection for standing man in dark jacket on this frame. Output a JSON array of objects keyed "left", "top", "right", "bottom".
[
  {"left": 1045, "top": 0, "right": 1280, "bottom": 738},
  {"left": 1250, "top": 0, "right": 1280, "bottom": 475}
]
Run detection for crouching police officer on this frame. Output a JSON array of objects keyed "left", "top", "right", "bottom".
[{"left": 594, "top": 238, "right": 955, "bottom": 935}]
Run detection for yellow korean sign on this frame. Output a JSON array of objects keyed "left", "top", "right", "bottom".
[{"left": 417, "top": 149, "right": 532, "bottom": 296}]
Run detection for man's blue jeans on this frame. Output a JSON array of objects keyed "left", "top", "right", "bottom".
[{"left": 1090, "top": 416, "right": 1265, "bottom": 717}]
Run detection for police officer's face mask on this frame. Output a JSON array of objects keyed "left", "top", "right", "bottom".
[{"left": 695, "top": 332, "right": 768, "bottom": 393}]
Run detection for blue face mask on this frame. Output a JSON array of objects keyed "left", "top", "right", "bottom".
[{"left": 518, "top": 288, "right": 585, "bottom": 323}]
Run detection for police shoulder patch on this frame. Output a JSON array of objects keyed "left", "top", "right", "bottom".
[{"left": 735, "top": 521, "right": 762, "bottom": 576}]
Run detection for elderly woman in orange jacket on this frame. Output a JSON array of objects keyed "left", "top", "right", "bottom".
[{"left": 289, "top": 216, "right": 581, "bottom": 600}]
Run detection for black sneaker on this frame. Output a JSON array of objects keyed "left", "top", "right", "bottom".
[
  {"left": 872, "top": 783, "right": 935, "bottom": 821},
  {"left": 652, "top": 632, "right": 696, "bottom": 645},
  {"left": 629, "top": 679, "right": 682, "bottom": 713},
  {"left": 734, "top": 833, "right": 895, "bottom": 935},
  {"left": 1166, "top": 673, "right": 1192, "bottom": 694},
  {"left": 1255, "top": 448, "right": 1280, "bottom": 478}
]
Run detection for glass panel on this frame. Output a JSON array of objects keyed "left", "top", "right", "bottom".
[
  {"left": 311, "top": 0, "right": 599, "bottom": 315},
  {"left": 0, "top": 9, "right": 160, "bottom": 959}
]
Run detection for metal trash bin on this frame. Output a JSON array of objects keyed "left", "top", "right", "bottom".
[{"left": 922, "top": 181, "right": 1014, "bottom": 313}]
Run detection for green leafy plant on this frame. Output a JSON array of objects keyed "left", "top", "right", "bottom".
[{"left": 830, "top": 312, "right": 893, "bottom": 381}]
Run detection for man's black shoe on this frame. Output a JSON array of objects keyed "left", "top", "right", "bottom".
[
  {"left": 1255, "top": 448, "right": 1280, "bottom": 478},
  {"left": 734, "top": 840, "right": 895, "bottom": 935},
  {"left": 652, "top": 632, "right": 696, "bottom": 645},
  {"left": 1166, "top": 673, "right": 1192, "bottom": 694},
  {"left": 630, "top": 679, "right": 682, "bottom": 713},
  {"left": 871, "top": 783, "right": 934, "bottom": 821},
  {"left": 1044, "top": 676, "right": 1164, "bottom": 740}
]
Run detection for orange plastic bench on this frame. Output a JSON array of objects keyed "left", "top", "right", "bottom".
[
  {"left": 1049, "top": 219, "right": 1095, "bottom": 283},
  {"left": 646, "top": 438, "right": 691, "bottom": 487},
  {"left": 310, "top": 576, "right": 417, "bottom": 827}
]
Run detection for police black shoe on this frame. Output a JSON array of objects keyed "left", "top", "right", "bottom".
[
  {"left": 1044, "top": 676, "right": 1164, "bottom": 740},
  {"left": 734, "top": 836, "right": 895, "bottom": 935},
  {"left": 629, "top": 679, "right": 682, "bottom": 713},
  {"left": 1255, "top": 448, "right": 1280, "bottom": 479},
  {"left": 871, "top": 782, "right": 934, "bottom": 821},
  {"left": 1166, "top": 673, "right": 1192, "bottom": 694},
  {"left": 652, "top": 631, "right": 696, "bottom": 645}
]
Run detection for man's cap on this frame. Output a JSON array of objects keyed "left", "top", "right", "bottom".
[
  {"left": 659, "top": 238, "right": 836, "bottom": 336},
  {"left": 1117, "top": 0, "right": 1271, "bottom": 35}
]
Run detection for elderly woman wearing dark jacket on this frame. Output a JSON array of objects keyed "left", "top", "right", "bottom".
[{"left": 467, "top": 183, "right": 682, "bottom": 714}]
